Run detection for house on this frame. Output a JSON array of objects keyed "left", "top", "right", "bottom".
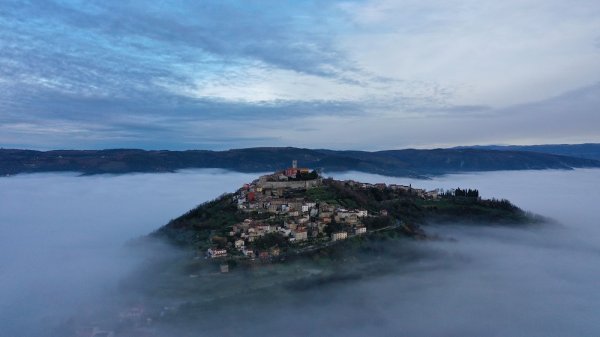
[
  {"left": 426, "top": 190, "right": 439, "bottom": 199},
  {"left": 207, "top": 248, "right": 227, "bottom": 258},
  {"left": 354, "top": 226, "right": 367, "bottom": 235},
  {"left": 331, "top": 231, "right": 348, "bottom": 241},
  {"left": 356, "top": 210, "right": 368, "bottom": 217},
  {"left": 234, "top": 239, "right": 245, "bottom": 249},
  {"left": 293, "top": 229, "right": 308, "bottom": 241}
]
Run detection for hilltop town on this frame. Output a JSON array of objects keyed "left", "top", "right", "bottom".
[
  {"left": 156, "top": 160, "right": 532, "bottom": 268},
  {"left": 212, "top": 160, "right": 438, "bottom": 262}
]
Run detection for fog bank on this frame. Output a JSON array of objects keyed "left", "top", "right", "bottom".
[
  {"left": 1, "top": 169, "right": 599, "bottom": 336},
  {"left": 0, "top": 170, "right": 259, "bottom": 336}
]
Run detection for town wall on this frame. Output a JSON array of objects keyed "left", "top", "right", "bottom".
[{"left": 258, "top": 178, "right": 322, "bottom": 190}]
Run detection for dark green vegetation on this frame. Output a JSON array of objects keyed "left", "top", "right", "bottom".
[
  {"left": 157, "top": 193, "right": 244, "bottom": 247},
  {"left": 2, "top": 145, "right": 599, "bottom": 176}
]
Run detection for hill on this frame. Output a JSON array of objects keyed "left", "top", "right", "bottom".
[
  {"left": 155, "top": 171, "right": 540, "bottom": 254},
  {"left": 457, "top": 143, "right": 600, "bottom": 161},
  {"left": 1, "top": 146, "right": 599, "bottom": 177}
]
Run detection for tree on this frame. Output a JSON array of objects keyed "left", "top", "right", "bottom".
[
  {"left": 324, "top": 218, "right": 344, "bottom": 236},
  {"left": 252, "top": 232, "right": 289, "bottom": 250}
]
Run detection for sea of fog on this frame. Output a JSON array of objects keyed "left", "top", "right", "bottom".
[{"left": 1, "top": 168, "right": 599, "bottom": 336}]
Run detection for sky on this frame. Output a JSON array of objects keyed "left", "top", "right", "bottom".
[{"left": 0, "top": 0, "right": 599, "bottom": 150}]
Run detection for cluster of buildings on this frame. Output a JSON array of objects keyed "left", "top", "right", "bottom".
[
  {"left": 205, "top": 161, "right": 440, "bottom": 260},
  {"left": 207, "top": 162, "right": 370, "bottom": 259},
  {"left": 340, "top": 179, "right": 440, "bottom": 199}
]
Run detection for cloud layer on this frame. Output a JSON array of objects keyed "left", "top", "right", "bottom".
[
  {"left": 0, "top": 0, "right": 599, "bottom": 149},
  {"left": 2, "top": 169, "right": 600, "bottom": 336}
]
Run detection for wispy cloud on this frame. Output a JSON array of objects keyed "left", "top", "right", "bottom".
[{"left": 0, "top": 0, "right": 598, "bottom": 149}]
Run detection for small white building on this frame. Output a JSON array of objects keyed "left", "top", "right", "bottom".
[
  {"left": 355, "top": 226, "right": 367, "bottom": 235},
  {"left": 207, "top": 248, "right": 227, "bottom": 258},
  {"left": 331, "top": 231, "right": 348, "bottom": 241},
  {"left": 234, "top": 239, "right": 245, "bottom": 249}
]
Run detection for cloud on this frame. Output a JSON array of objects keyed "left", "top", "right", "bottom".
[
  {"left": 0, "top": 0, "right": 351, "bottom": 95},
  {"left": 3, "top": 169, "right": 599, "bottom": 335},
  {"left": 338, "top": 0, "right": 600, "bottom": 106},
  {"left": 0, "top": 169, "right": 260, "bottom": 336},
  {"left": 0, "top": 0, "right": 599, "bottom": 149}
]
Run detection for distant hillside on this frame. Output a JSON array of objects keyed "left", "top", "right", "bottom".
[
  {"left": 1, "top": 147, "right": 599, "bottom": 177},
  {"left": 458, "top": 143, "right": 600, "bottom": 161}
]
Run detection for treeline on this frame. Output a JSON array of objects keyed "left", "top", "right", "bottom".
[{"left": 442, "top": 188, "right": 479, "bottom": 198}]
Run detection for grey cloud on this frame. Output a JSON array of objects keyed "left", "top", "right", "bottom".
[{"left": 3, "top": 0, "right": 348, "bottom": 80}]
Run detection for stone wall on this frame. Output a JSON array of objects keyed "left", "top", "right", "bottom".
[{"left": 258, "top": 178, "right": 322, "bottom": 190}]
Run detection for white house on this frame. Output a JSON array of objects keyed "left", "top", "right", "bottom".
[
  {"left": 354, "top": 226, "right": 367, "bottom": 235},
  {"left": 356, "top": 210, "right": 368, "bottom": 217},
  {"left": 207, "top": 248, "right": 227, "bottom": 258},
  {"left": 331, "top": 232, "right": 348, "bottom": 241}
]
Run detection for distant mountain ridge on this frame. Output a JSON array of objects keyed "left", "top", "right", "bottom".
[
  {"left": 1, "top": 146, "right": 599, "bottom": 177},
  {"left": 456, "top": 143, "right": 600, "bottom": 161}
]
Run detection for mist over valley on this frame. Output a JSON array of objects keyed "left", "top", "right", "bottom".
[{"left": 1, "top": 169, "right": 599, "bottom": 336}]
